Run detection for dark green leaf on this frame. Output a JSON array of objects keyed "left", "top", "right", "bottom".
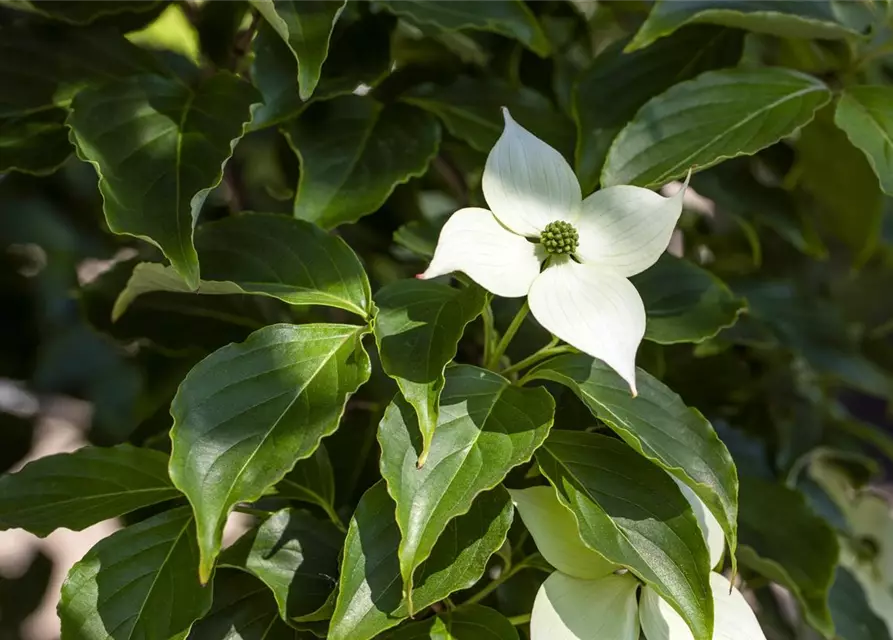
[
  {"left": 829, "top": 566, "right": 892, "bottom": 640},
  {"left": 277, "top": 444, "right": 338, "bottom": 519},
  {"left": 0, "top": 25, "right": 166, "bottom": 117},
  {"left": 329, "top": 482, "right": 513, "bottom": 640},
  {"left": 526, "top": 353, "right": 738, "bottom": 560},
  {"left": 0, "top": 109, "right": 72, "bottom": 175},
  {"left": 631, "top": 254, "right": 746, "bottom": 344},
  {"left": 283, "top": 97, "right": 441, "bottom": 228},
  {"left": 67, "top": 72, "right": 260, "bottom": 288},
  {"left": 221, "top": 509, "right": 343, "bottom": 622},
  {"left": 382, "top": 605, "right": 519, "bottom": 639},
  {"left": 536, "top": 430, "right": 713, "bottom": 640},
  {"left": 169, "top": 323, "right": 371, "bottom": 582},
  {"left": 0, "top": 444, "right": 179, "bottom": 537},
  {"left": 59, "top": 507, "right": 212, "bottom": 640},
  {"left": 378, "top": 0, "right": 550, "bottom": 57},
  {"left": 404, "top": 77, "right": 575, "bottom": 160},
  {"left": 798, "top": 105, "right": 884, "bottom": 264},
  {"left": 575, "top": 26, "right": 744, "bottom": 193},
  {"left": 112, "top": 214, "right": 373, "bottom": 320},
  {"left": 28, "top": 0, "right": 162, "bottom": 25},
  {"left": 378, "top": 365, "right": 553, "bottom": 608},
  {"left": 374, "top": 280, "right": 486, "bottom": 463},
  {"left": 601, "top": 68, "right": 831, "bottom": 188},
  {"left": 189, "top": 570, "right": 313, "bottom": 639},
  {"left": 628, "top": 0, "right": 857, "bottom": 52},
  {"left": 836, "top": 86, "right": 893, "bottom": 196},
  {"left": 251, "top": 13, "right": 394, "bottom": 129},
  {"left": 738, "top": 476, "right": 839, "bottom": 638},
  {"left": 251, "top": 0, "right": 347, "bottom": 101}
]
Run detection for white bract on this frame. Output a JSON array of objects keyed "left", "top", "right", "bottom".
[
  {"left": 509, "top": 483, "right": 766, "bottom": 640},
  {"left": 420, "top": 108, "right": 688, "bottom": 393}
]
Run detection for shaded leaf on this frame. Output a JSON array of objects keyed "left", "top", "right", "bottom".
[
  {"left": 329, "top": 482, "right": 513, "bottom": 640},
  {"left": 738, "top": 476, "right": 839, "bottom": 638},
  {"left": 382, "top": 605, "right": 519, "bottom": 639},
  {"left": 602, "top": 68, "right": 831, "bottom": 188},
  {"left": 28, "top": 0, "right": 162, "bottom": 25},
  {"left": 221, "top": 509, "right": 343, "bottom": 622},
  {"left": 536, "top": 430, "right": 713, "bottom": 640},
  {"left": 0, "top": 444, "right": 178, "bottom": 537},
  {"left": 188, "top": 570, "right": 313, "bottom": 639},
  {"left": 829, "top": 565, "right": 892, "bottom": 640},
  {"left": 526, "top": 353, "right": 738, "bottom": 560},
  {"left": 283, "top": 97, "right": 440, "bottom": 229},
  {"left": 575, "top": 26, "right": 744, "bottom": 193},
  {"left": 629, "top": 0, "right": 857, "bottom": 52},
  {"left": 798, "top": 105, "right": 884, "bottom": 264},
  {"left": 632, "top": 254, "right": 746, "bottom": 344},
  {"left": 277, "top": 444, "right": 337, "bottom": 518},
  {"left": 250, "top": 0, "right": 347, "bottom": 101},
  {"left": 59, "top": 507, "right": 212, "bottom": 640},
  {"left": 67, "top": 72, "right": 260, "bottom": 288},
  {"left": 113, "top": 214, "right": 373, "bottom": 320},
  {"left": 378, "top": 0, "right": 550, "bottom": 57},
  {"left": 251, "top": 13, "right": 394, "bottom": 129},
  {"left": 374, "top": 280, "right": 487, "bottom": 464},
  {"left": 404, "top": 77, "right": 574, "bottom": 160},
  {"left": 378, "top": 365, "right": 553, "bottom": 608},
  {"left": 0, "top": 25, "right": 165, "bottom": 117},
  {"left": 0, "top": 109, "right": 71, "bottom": 176},
  {"left": 836, "top": 86, "right": 893, "bottom": 196},
  {"left": 169, "top": 323, "right": 371, "bottom": 582}
]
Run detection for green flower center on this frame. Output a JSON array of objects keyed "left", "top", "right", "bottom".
[{"left": 540, "top": 220, "right": 579, "bottom": 255}]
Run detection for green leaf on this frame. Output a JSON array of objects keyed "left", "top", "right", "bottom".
[
  {"left": 221, "top": 508, "right": 343, "bottom": 622},
  {"left": 329, "top": 482, "right": 513, "bottom": 640},
  {"left": 283, "top": 97, "right": 441, "bottom": 229},
  {"left": 601, "top": 68, "right": 831, "bottom": 188},
  {"left": 526, "top": 353, "right": 738, "bottom": 561},
  {"left": 27, "top": 0, "right": 162, "bottom": 25},
  {"left": 59, "top": 507, "right": 213, "bottom": 640},
  {"left": 0, "top": 25, "right": 166, "bottom": 117},
  {"left": 251, "top": 13, "right": 394, "bottom": 129},
  {"left": 189, "top": 570, "right": 314, "bottom": 639},
  {"left": 0, "top": 109, "right": 72, "bottom": 175},
  {"left": 628, "top": 0, "right": 857, "bottom": 52},
  {"left": 67, "top": 72, "right": 260, "bottom": 288},
  {"left": 378, "top": 0, "right": 550, "bottom": 57},
  {"left": 277, "top": 444, "right": 337, "bottom": 518},
  {"left": 374, "top": 280, "right": 487, "bottom": 466},
  {"left": 574, "top": 26, "right": 744, "bottom": 193},
  {"left": 378, "top": 365, "right": 553, "bottom": 610},
  {"left": 382, "top": 605, "right": 519, "bottom": 639},
  {"left": 829, "top": 566, "right": 893, "bottom": 640},
  {"left": 536, "top": 430, "right": 713, "bottom": 640},
  {"left": 169, "top": 323, "right": 371, "bottom": 583},
  {"left": 403, "top": 77, "right": 575, "bottom": 160},
  {"left": 798, "top": 105, "right": 884, "bottom": 265},
  {"left": 0, "top": 444, "right": 179, "bottom": 537},
  {"left": 112, "top": 213, "right": 373, "bottom": 320},
  {"left": 251, "top": 0, "right": 347, "bottom": 101},
  {"left": 738, "top": 476, "right": 839, "bottom": 638},
  {"left": 836, "top": 87, "right": 893, "bottom": 196},
  {"left": 631, "top": 254, "right": 746, "bottom": 344}
]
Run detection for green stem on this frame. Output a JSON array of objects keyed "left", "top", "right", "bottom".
[
  {"left": 462, "top": 563, "right": 525, "bottom": 606},
  {"left": 320, "top": 501, "right": 347, "bottom": 534},
  {"left": 486, "top": 302, "right": 529, "bottom": 370},
  {"left": 507, "top": 614, "right": 531, "bottom": 626},
  {"left": 500, "top": 344, "right": 575, "bottom": 379},
  {"left": 481, "top": 302, "right": 496, "bottom": 368}
]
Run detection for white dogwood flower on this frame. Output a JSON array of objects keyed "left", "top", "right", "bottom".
[
  {"left": 509, "top": 483, "right": 766, "bottom": 640},
  {"left": 420, "top": 108, "right": 688, "bottom": 394}
]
